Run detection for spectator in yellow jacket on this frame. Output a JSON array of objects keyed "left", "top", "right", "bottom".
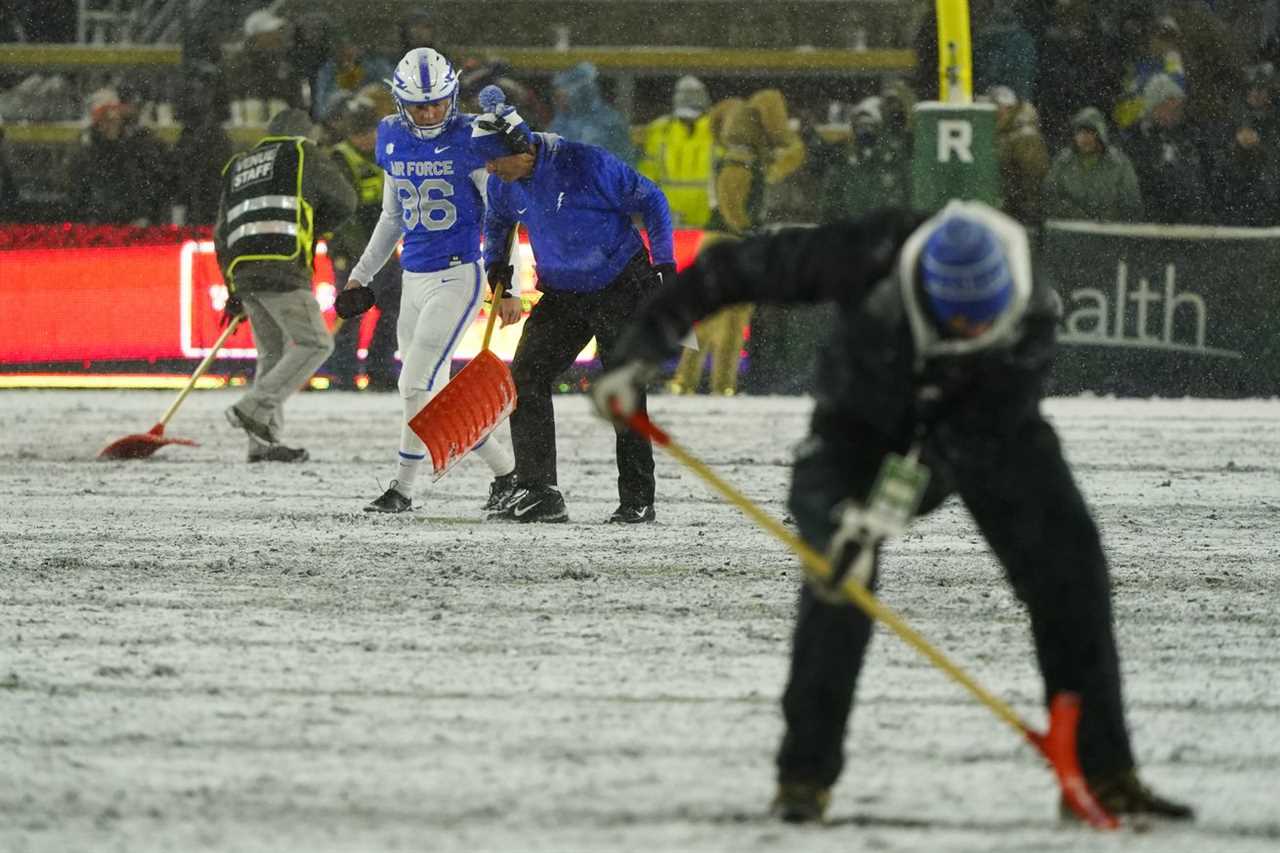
[
  {"left": 638, "top": 75, "right": 715, "bottom": 228},
  {"left": 670, "top": 89, "right": 805, "bottom": 396}
]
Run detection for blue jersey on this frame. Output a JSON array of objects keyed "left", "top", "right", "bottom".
[{"left": 375, "top": 113, "right": 490, "bottom": 273}]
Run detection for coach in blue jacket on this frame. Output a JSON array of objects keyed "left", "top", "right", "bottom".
[{"left": 483, "top": 130, "right": 675, "bottom": 524}]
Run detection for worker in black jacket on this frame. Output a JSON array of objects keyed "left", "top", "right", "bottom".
[{"left": 591, "top": 202, "right": 1194, "bottom": 825}]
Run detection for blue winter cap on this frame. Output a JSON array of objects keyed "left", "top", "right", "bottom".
[
  {"left": 471, "top": 108, "right": 531, "bottom": 159},
  {"left": 919, "top": 215, "right": 1013, "bottom": 334}
]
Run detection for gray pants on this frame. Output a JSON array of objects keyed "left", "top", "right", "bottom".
[{"left": 236, "top": 289, "right": 334, "bottom": 442}]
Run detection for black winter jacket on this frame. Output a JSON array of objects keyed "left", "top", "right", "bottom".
[{"left": 613, "top": 206, "right": 1063, "bottom": 477}]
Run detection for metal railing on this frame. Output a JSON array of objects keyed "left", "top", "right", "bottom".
[{"left": 77, "top": 0, "right": 214, "bottom": 44}]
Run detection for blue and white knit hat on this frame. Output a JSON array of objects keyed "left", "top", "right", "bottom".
[
  {"left": 919, "top": 214, "right": 1013, "bottom": 332},
  {"left": 470, "top": 84, "right": 532, "bottom": 159}
]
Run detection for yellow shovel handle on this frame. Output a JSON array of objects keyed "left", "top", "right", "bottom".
[{"left": 628, "top": 411, "right": 1030, "bottom": 737}]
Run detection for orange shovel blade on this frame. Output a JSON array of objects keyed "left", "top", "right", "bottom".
[
  {"left": 408, "top": 350, "right": 517, "bottom": 477},
  {"left": 1026, "top": 692, "right": 1118, "bottom": 829},
  {"left": 98, "top": 422, "right": 198, "bottom": 460}
]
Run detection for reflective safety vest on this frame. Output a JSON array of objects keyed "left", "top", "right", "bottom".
[
  {"left": 221, "top": 136, "right": 315, "bottom": 284},
  {"left": 638, "top": 115, "right": 714, "bottom": 228},
  {"left": 333, "top": 140, "right": 384, "bottom": 206}
]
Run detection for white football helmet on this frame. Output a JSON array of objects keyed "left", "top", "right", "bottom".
[{"left": 390, "top": 47, "right": 458, "bottom": 139}]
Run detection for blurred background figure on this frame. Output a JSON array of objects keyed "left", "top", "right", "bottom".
[
  {"left": 1043, "top": 106, "right": 1143, "bottom": 223},
  {"left": 68, "top": 87, "right": 170, "bottom": 225},
  {"left": 324, "top": 96, "right": 401, "bottom": 392},
  {"left": 458, "top": 59, "right": 551, "bottom": 127},
  {"left": 670, "top": 89, "right": 804, "bottom": 397},
  {"left": 1112, "top": 9, "right": 1186, "bottom": 131},
  {"left": 290, "top": 12, "right": 336, "bottom": 114},
  {"left": 971, "top": 0, "right": 1038, "bottom": 102},
  {"left": 989, "top": 84, "right": 1050, "bottom": 225},
  {"left": 549, "top": 62, "right": 635, "bottom": 164},
  {"left": 1120, "top": 73, "right": 1209, "bottom": 224},
  {"left": 1211, "top": 62, "right": 1280, "bottom": 226},
  {"left": 399, "top": 6, "right": 437, "bottom": 56},
  {"left": 171, "top": 61, "right": 232, "bottom": 226},
  {"left": 311, "top": 35, "right": 394, "bottom": 122},
  {"left": 638, "top": 75, "right": 714, "bottom": 228},
  {"left": 226, "top": 7, "right": 305, "bottom": 122},
  {"left": 820, "top": 95, "right": 909, "bottom": 223}
]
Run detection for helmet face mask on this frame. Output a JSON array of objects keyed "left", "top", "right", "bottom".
[{"left": 391, "top": 47, "right": 458, "bottom": 139}]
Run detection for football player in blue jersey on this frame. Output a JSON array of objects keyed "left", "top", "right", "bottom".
[{"left": 342, "top": 47, "right": 524, "bottom": 514}]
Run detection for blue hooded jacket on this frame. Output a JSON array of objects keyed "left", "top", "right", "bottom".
[
  {"left": 483, "top": 133, "right": 674, "bottom": 293},
  {"left": 547, "top": 62, "right": 636, "bottom": 164}
]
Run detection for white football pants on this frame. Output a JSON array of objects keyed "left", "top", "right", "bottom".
[{"left": 393, "top": 261, "right": 514, "bottom": 489}]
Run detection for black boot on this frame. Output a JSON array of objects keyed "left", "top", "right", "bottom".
[
  {"left": 770, "top": 782, "right": 831, "bottom": 824},
  {"left": 1064, "top": 769, "right": 1194, "bottom": 822}
]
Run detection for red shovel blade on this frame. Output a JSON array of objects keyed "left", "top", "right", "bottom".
[
  {"left": 97, "top": 422, "right": 199, "bottom": 460},
  {"left": 408, "top": 350, "right": 517, "bottom": 477},
  {"left": 1025, "top": 692, "right": 1118, "bottom": 830}
]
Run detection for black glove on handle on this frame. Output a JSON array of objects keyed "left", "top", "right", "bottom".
[
  {"left": 488, "top": 262, "right": 515, "bottom": 298},
  {"left": 335, "top": 286, "right": 376, "bottom": 319},
  {"left": 221, "top": 294, "right": 245, "bottom": 328},
  {"left": 653, "top": 263, "right": 677, "bottom": 289}
]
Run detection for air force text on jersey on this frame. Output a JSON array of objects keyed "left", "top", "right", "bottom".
[{"left": 387, "top": 159, "right": 455, "bottom": 178}]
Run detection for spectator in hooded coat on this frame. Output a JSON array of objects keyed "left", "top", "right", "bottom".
[
  {"left": 1043, "top": 106, "right": 1143, "bottom": 222},
  {"left": 548, "top": 62, "right": 635, "bottom": 165}
]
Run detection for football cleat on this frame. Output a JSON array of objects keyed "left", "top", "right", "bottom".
[
  {"left": 489, "top": 485, "right": 568, "bottom": 523},
  {"left": 770, "top": 782, "right": 831, "bottom": 824},
  {"left": 483, "top": 472, "right": 518, "bottom": 512},
  {"left": 1062, "top": 769, "right": 1194, "bottom": 823},
  {"left": 607, "top": 503, "right": 655, "bottom": 524},
  {"left": 364, "top": 481, "right": 413, "bottom": 514}
]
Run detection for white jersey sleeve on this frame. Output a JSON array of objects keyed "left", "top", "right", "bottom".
[{"left": 349, "top": 180, "right": 403, "bottom": 284}]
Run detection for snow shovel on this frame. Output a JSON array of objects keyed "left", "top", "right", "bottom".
[
  {"left": 98, "top": 316, "right": 244, "bottom": 460},
  {"left": 620, "top": 408, "right": 1119, "bottom": 830},
  {"left": 408, "top": 286, "right": 517, "bottom": 478}
]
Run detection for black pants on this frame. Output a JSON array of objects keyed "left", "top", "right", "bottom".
[
  {"left": 509, "top": 255, "right": 656, "bottom": 506},
  {"left": 327, "top": 260, "right": 402, "bottom": 389},
  {"left": 777, "top": 418, "right": 1134, "bottom": 787}
]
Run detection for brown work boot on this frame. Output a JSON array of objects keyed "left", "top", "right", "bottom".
[
  {"left": 771, "top": 782, "right": 831, "bottom": 824},
  {"left": 1063, "top": 769, "right": 1194, "bottom": 823}
]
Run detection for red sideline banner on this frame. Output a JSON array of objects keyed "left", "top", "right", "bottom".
[{"left": 0, "top": 226, "right": 706, "bottom": 365}]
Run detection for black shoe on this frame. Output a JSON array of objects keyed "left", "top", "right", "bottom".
[
  {"left": 489, "top": 485, "right": 568, "bottom": 523},
  {"left": 364, "top": 481, "right": 413, "bottom": 513},
  {"left": 483, "top": 472, "right": 518, "bottom": 512},
  {"left": 770, "top": 782, "right": 831, "bottom": 824},
  {"left": 247, "top": 444, "right": 309, "bottom": 463},
  {"left": 225, "top": 404, "right": 278, "bottom": 445},
  {"left": 1062, "top": 769, "right": 1194, "bottom": 823},
  {"left": 608, "top": 503, "right": 655, "bottom": 523}
]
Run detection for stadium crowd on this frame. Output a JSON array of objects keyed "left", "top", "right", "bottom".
[{"left": 2, "top": 2, "right": 1279, "bottom": 230}]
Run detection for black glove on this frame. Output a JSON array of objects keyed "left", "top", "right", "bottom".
[
  {"left": 488, "top": 262, "right": 515, "bottom": 298},
  {"left": 335, "top": 285, "right": 376, "bottom": 319},
  {"left": 475, "top": 114, "right": 533, "bottom": 155},
  {"left": 221, "top": 294, "right": 245, "bottom": 328},
  {"left": 652, "top": 263, "right": 677, "bottom": 289}
]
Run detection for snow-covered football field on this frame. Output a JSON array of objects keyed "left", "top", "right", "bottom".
[{"left": 2, "top": 390, "right": 1278, "bottom": 853}]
